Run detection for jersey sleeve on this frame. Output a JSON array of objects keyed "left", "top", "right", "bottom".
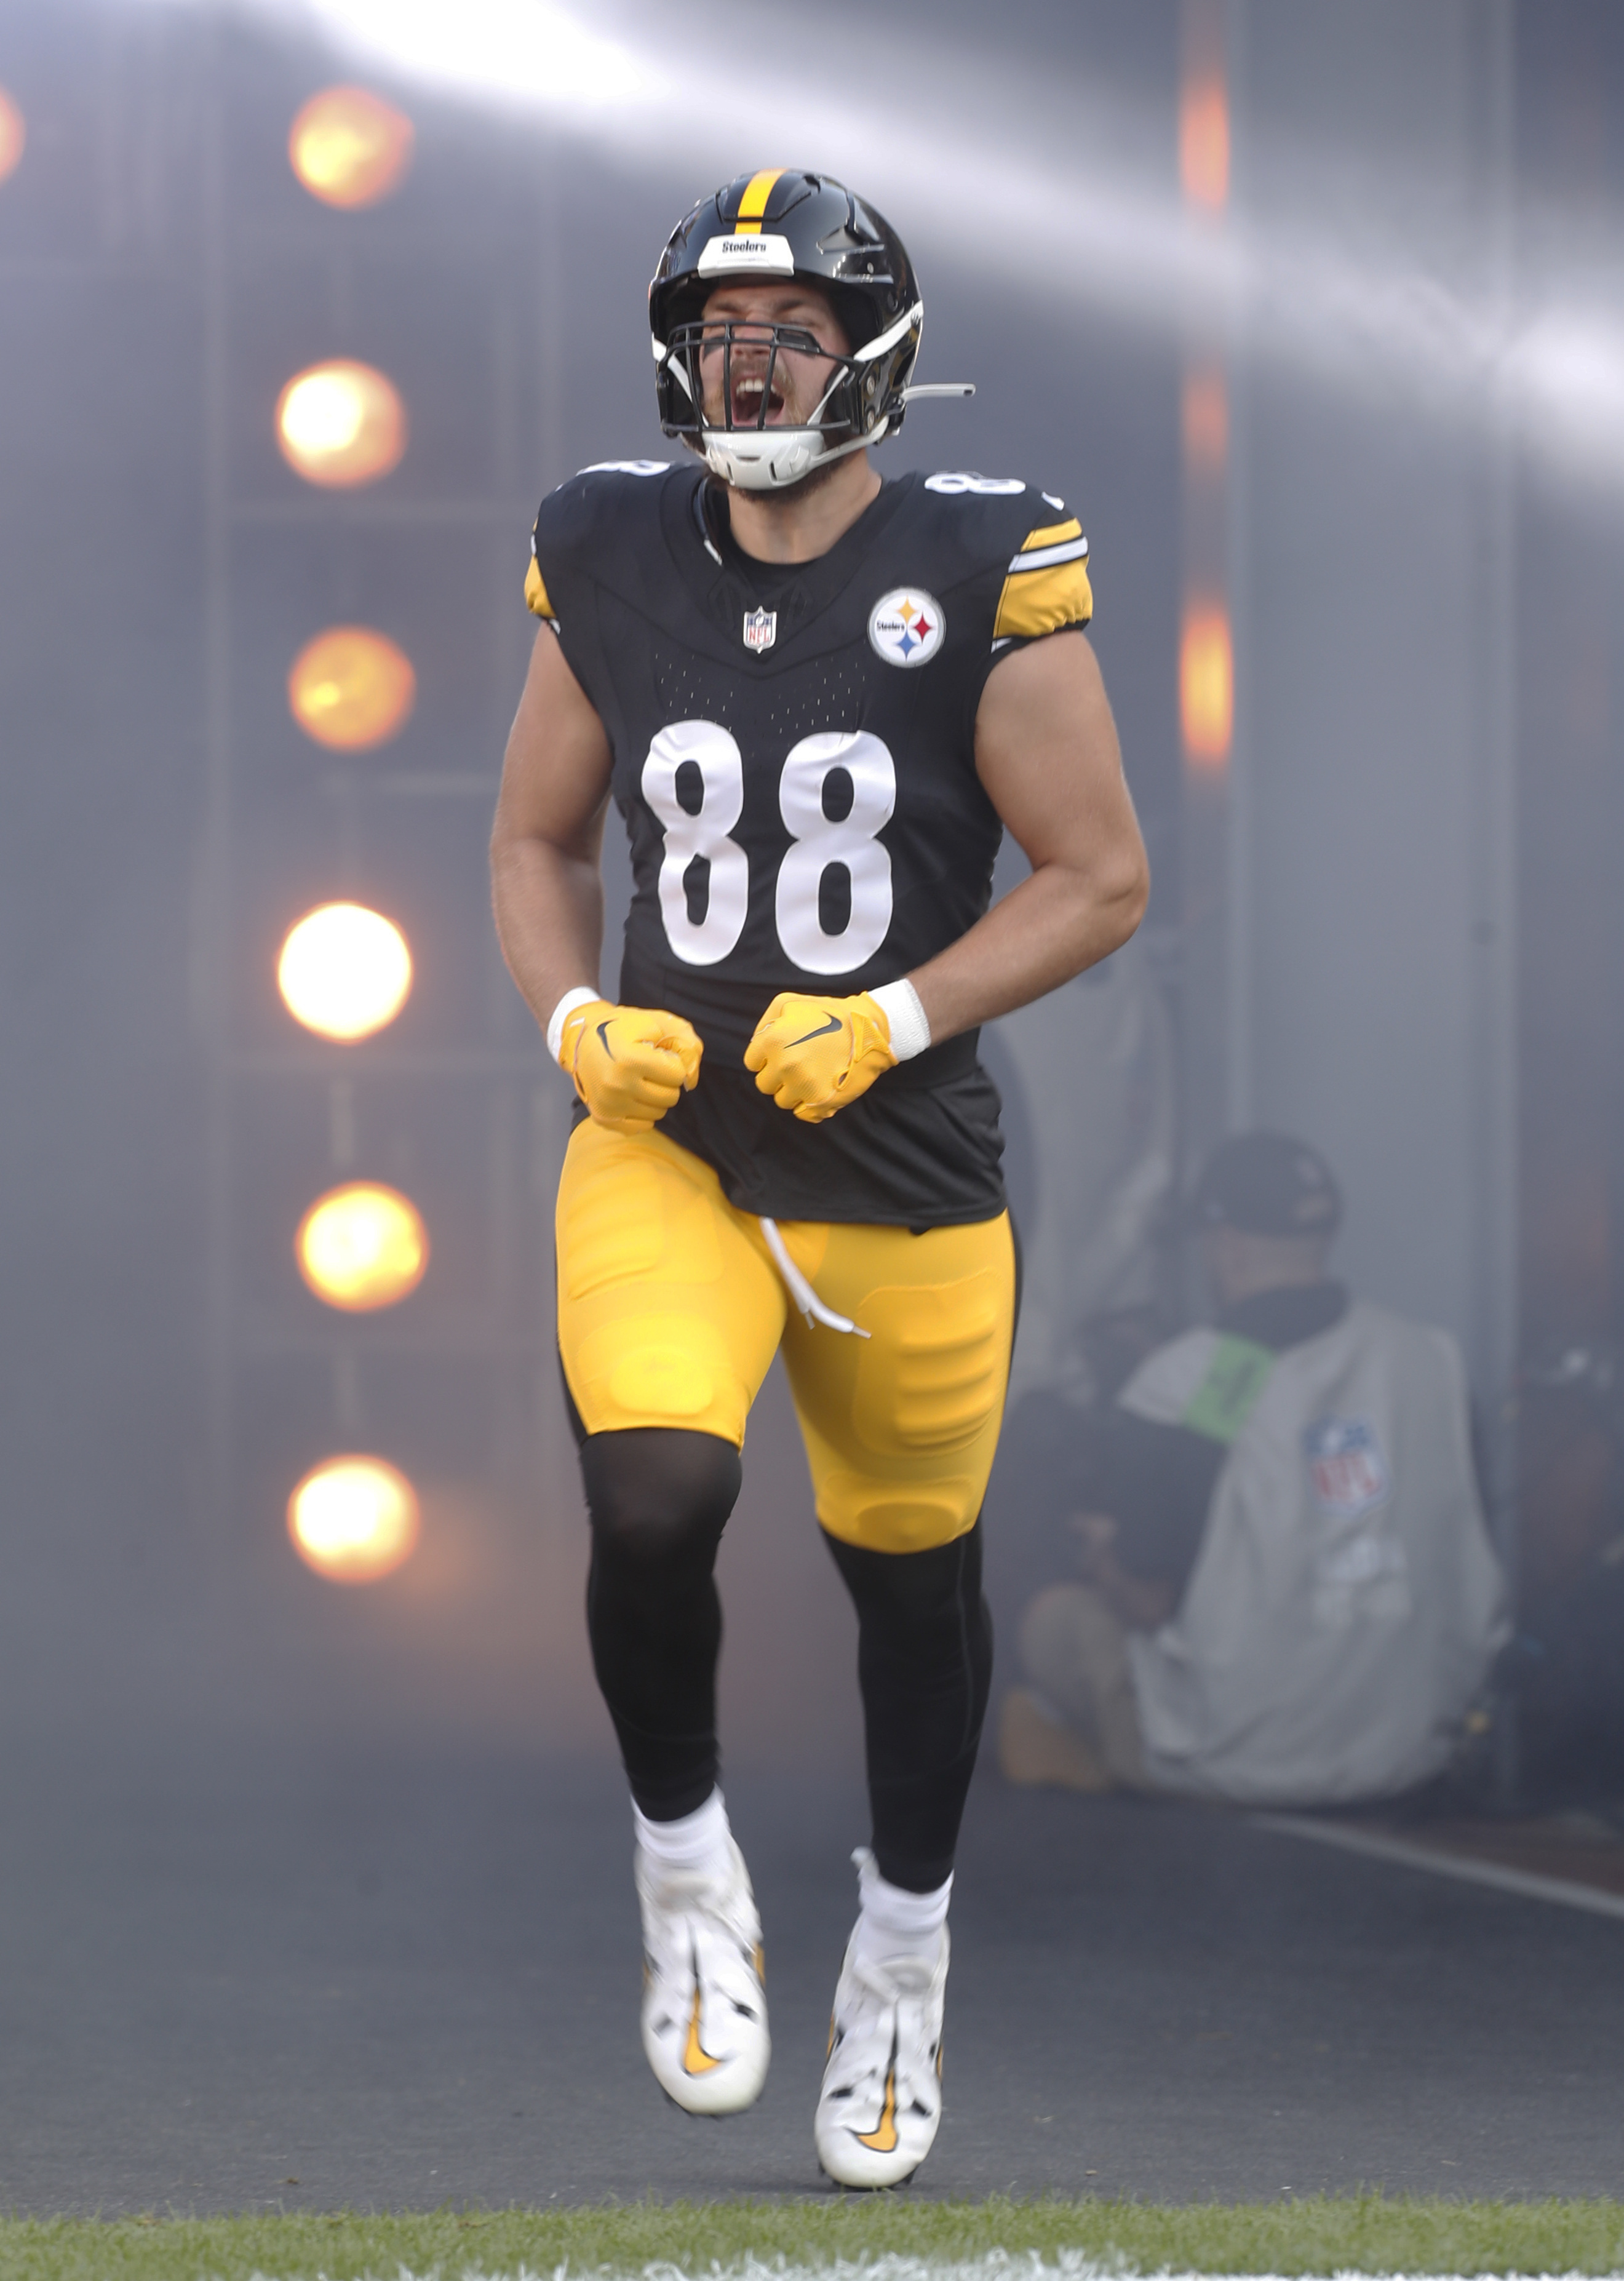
[
  {"left": 526, "top": 478, "right": 597, "bottom": 630},
  {"left": 522, "top": 471, "right": 635, "bottom": 735},
  {"left": 921, "top": 476, "right": 1096, "bottom": 738},
  {"left": 523, "top": 546, "right": 556, "bottom": 623},
  {"left": 992, "top": 505, "right": 1093, "bottom": 643}
]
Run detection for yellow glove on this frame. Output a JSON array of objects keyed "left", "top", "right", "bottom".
[
  {"left": 558, "top": 998, "right": 703, "bottom": 1133},
  {"left": 743, "top": 990, "right": 898, "bottom": 1124}
]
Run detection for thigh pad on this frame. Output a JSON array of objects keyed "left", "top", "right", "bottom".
[
  {"left": 779, "top": 1213, "right": 1016, "bottom": 1555},
  {"left": 555, "top": 1120, "right": 785, "bottom": 1443}
]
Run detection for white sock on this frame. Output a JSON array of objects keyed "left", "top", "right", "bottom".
[
  {"left": 850, "top": 1845, "right": 951, "bottom": 1967},
  {"left": 634, "top": 1788, "right": 733, "bottom": 1880}
]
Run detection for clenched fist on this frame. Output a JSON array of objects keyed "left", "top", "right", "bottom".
[
  {"left": 559, "top": 999, "right": 703, "bottom": 1133},
  {"left": 743, "top": 991, "right": 898, "bottom": 1124}
]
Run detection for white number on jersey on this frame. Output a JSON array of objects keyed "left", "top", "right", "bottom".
[
  {"left": 776, "top": 731, "right": 896, "bottom": 974},
  {"left": 641, "top": 721, "right": 750, "bottom": 966},
  {"left": 641, "top": 723, "right": 898, "bottom": 975},
  {"left": 924, "top": 471, "right": 1025, "bottom": 495}
]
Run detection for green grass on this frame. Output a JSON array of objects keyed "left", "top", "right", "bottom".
[{"left": 3, "top": 2195, "right": 1624, "bottom": 2281}]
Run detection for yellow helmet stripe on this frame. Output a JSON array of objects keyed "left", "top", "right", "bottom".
[{"left": 732, "top": 167, "right": 785, "bottom": 235}]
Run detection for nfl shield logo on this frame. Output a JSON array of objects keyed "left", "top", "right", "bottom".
[
  {"left": 742, "top": 607, "right": 777, "bottom": 653},
  {"left": 1305, "top": 1416, "right": 1391, "bottom": 1521}
]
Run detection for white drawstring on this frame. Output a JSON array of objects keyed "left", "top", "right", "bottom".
[{"left": 758, "top": 1217, "right": 870, "bottom": 1339}]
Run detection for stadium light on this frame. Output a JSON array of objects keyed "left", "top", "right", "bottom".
[
  {"left": 288, "top": 626, "right": 416, "bottom": 750},
  {"left": 114, "top": 0, "right": 1624, "bottom": 497},
  {"left": 288, "top": 1452, "right": 420, "bottom": 1583},
  {"left": 1179, "top": 76, "right": 1228, "bottom": 212},
  {"left": 289, "top": 84, "right": 414, "bottom": 209},
  {"left": 276, "top": 359, "right": 407, "bottom": 488},
  {"left": 1181, "top": 366, "right": 1228, "bottom": 476},
  {"left": 277, "top": 902, "right": 412, "bottom": 1041},
  {"left": 1180, "top": 603, "right": 1233, "bottom": 769},
  {"left": 0, "top": 87, "right": 23, "bottom": 185},
  {"left": 296, "top": 1180, "right": 429, "bottom": 1312}
]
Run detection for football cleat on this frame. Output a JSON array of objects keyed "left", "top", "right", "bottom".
[
  {"left": 635, "top": 1835, "right": 770, "bottom": 2116},
  {"left": 815, "top": 1921, "right": 949, "bottom": 2188}
]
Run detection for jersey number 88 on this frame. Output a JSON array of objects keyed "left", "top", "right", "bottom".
[{"left": 641, "top": 720, "right": 896, "bottom": 976}]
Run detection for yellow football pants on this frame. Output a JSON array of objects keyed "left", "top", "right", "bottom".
[{"left": 555, "top": 1118, "right": 1016, "bottom": 1555}]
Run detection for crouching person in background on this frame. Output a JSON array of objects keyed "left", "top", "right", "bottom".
[{"left": 1000, "top": 1133, "right": 1508, "bottom": 1806}]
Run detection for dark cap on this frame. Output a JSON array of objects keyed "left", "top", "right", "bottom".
[{"left": 1187, "top": 1131, "right": 1342, "bottom": 1240}]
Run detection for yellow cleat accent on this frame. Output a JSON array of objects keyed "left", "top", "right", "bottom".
[
  {"left": 856, "top": 2063, "right": 899, "bottom": 2153},
  {"left": 683, "top": 1983, "right": 722, "bottom": 2076}
]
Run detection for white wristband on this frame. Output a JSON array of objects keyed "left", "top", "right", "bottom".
[
  {"left": 871, "top": 978, "right": 931, "bottom": 1062},
  {"left": 546, "top": 985, "right": 603, "bottom": 1066}
]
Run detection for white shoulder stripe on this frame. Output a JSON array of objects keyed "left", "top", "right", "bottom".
[{"left": 1006, "top": 535, "right": 1091, "bottom": 575}]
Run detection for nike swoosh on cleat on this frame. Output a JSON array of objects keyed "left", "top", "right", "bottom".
[
  {"left": 855, "top": 2062, "right": 899, "bottom": 2153},
  {"left": 596, "top": 1021, "right": 615, "bottom": 1057},
  {"left": 683, "top": 1981, "right": 722, "bottom": 2075},
  {"left": 786, "top": 1013, "right": 843, "bottom": 1048}
]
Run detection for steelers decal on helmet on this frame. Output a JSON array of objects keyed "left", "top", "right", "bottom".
[{"left": 868, "top": 587, "right": 945, "bottom": 669}]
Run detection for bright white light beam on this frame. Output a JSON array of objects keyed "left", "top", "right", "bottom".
[{"left": 130, "top": 0, "right": 1624, "bottom": 496}]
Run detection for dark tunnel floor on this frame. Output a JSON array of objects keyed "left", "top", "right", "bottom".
[{"left": 1, "top": 1742, "right": 1622, "bottom": 2216}]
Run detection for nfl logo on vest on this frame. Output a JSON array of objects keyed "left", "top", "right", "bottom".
[{"left": 742, "top": 607, "right": 776, "bottom": 653}]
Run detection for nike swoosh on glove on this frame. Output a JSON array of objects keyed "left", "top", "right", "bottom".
[
  {"left": 742, "top": 992, "right": 898, "bottom": 1124},
  {"left": 559, "top": 1000, "right": 703, "bottom": 1133}
]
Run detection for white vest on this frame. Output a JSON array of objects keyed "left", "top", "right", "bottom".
[{"left": 1121, "top": 1301, "right": 1507, "bottom": 1805}]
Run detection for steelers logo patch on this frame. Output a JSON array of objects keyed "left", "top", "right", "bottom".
[{"left": 867, "top": 587, "right": 945, "bottom": 669}]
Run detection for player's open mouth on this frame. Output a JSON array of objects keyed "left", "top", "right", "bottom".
[{"left": 732, "top": 376, "right": 786, "bottom": 426}]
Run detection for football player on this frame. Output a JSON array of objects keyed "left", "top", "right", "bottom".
[{"left": 492, "top": 169, "right": 1148, "bottom": 2187}]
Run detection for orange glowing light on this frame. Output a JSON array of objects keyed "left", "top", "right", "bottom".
[
  {"left": 288, "top": 626, "right": 416, "bottom": 750},
  {"left": 289, "top": 86, "right": 414, "bottom": 210},
  {"left": 1180, "top": 76, "right": 1230, "bottom": 210},
  {"left": 1181, "top": 603, "right": 1233, "bottom": 767},
  {"left": 0, "top": 87, "right": 24, "bottom": 185},
  {"left": 297, "top": 1182, "right": 428, "bottom": 1312},
  {"left": 276, "top": 359, "right": 406, "bottom": 488},
  {"left": 1182, "top": 365, "right": 1228, "bottom": 475},
  {"left": 288, "top": 1453, "right": 420, "bottom": 1583},
  {"left": 277, "top": 902, "right": 412, "bottom": 1041}
]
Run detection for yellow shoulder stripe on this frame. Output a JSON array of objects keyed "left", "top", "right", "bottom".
[
  {"left": 1018, "top": 516, "right": 1083, "bottom": 552},
  {"left": 993, "top": 555, "right": 1094, "bottom": 642},
  {"left": 525, "top": 557, "right": 557, "bottom": 620}
]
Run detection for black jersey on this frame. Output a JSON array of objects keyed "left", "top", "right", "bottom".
[{"left": 527, "top": 460, "right": 1093, "bottom": 1226}]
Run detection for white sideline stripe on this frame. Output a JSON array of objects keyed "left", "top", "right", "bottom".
[
  {"left": 234, "top": 2267, "right": 1624, "bottom": 2281},
  {"left": 1006, "top": 535, "right": 1091, "bottom": 573},
  {"left": 241, "top": 2266, "right": 1624, "bottom": 2281},
  {"left": 1253, "top": 1812, "right": 1624, "bottom": 1923}
]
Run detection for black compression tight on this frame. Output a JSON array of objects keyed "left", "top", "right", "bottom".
[
  {"left": 578, "top": 1424, "right": 993, "bottom": 1890},
  {"left": 822, "top": 1523, "right": 993, "bottom": 1893},
  {"left": 580, "top": 1428, "right": 742, "bottom": 1823}
]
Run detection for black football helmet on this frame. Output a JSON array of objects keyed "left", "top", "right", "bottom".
[{"left": 649, "top": 169, "right": 965, "bottom": 492}]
